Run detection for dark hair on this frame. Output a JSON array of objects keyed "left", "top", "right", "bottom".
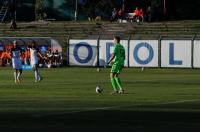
[
  {"left": 114, "top": 36, "right": 120, "bottom": 43},
  {"left": 31, "top": 41, "right": 37, "bottom": 48}
]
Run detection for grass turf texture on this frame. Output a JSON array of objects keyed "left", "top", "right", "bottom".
[{"left": 0, "top": 67, "right": 200, "bottom": 131}]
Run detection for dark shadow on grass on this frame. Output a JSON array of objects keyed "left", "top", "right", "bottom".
[{"left": 0, "top": 110, "right": 200, "bottom": 132}]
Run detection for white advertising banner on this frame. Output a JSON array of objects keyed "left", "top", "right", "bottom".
[
  {"left": 161, "top": 40, "right": 192, "bottom": 68},
  {"left": 129, "top": 40, "right": 159, "bottom": 67},
  {"left": 193, "top": 40, "right": 200, "bottom": 68},
  {"left": 69, "top": 40, "right": 97, "bottom": 66},
  {"left": 99, "top": 40, "right": 128, "bottom": 67},
  {"left": 68, "top": 39, "right": 195, "bottom": 68}
]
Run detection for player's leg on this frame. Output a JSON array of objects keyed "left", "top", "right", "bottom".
[
  {"left": 16, "top": 69, "right": 22, "bottom": 83},
  {"left": 12, "top": 59, "right": 21, "bottom": 84},
  {"left": 36, "top": 67, "right": 42, "bottom": 82},
  {"left": 12, "top": 58, "right": 17, "bottom": 83},
  {"left": 110, "top": 72, "right": 117, "bottom": 90},
  {"left": 15, "top": 59, "right": 22, "bottom": 83},
  {"left": 36, "top": 64, "right": 42, "bottom": 82},
  {"left": 33, "top": 64, "right": 42, "bottom": 82},
  {"left": 110, "top": 64, "right": 119, "bottom": 94},
  {"left": 14, "top": 69, "right": 17, "bottom": 83},
  {"left": 114, "top": 66, "right": 124, "bottom": 93},
  {"left": 32, "top": 64, "right": 38, "bottom": 82},
  {"left": 114, "top": 74, "right": 124, "bottom": 94}
]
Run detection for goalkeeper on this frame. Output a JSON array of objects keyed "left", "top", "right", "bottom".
[{"left": 108, "top": 36, "right": 125, "bottom": 94}]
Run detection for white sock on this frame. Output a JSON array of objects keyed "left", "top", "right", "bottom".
[
  {"left": 37, "top": 70, "right": 41, "bottom": 80},
  {"left": 34, "top": 71, "right": 38, "bottom": 81},
  {"left": 14, "top": 71, "right": 17, "bottom": 82},
  {"left": 37, "top": 71, "right": 41, "bottom": 80},
  {"left": 17, "top": 72, "right": 21, "bottom": 80}
]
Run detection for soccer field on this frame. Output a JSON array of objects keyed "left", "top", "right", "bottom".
[{"left": 0, "top": 67, "right": 200, "bottom": 131}]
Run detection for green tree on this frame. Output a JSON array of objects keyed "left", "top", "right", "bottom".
[{"left": 35, "top": 0, "right": 47, "bottom": 20}]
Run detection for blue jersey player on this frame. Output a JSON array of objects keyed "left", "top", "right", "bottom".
[{"left": 11, "top": 41, "right": 22, "bottom": 84}]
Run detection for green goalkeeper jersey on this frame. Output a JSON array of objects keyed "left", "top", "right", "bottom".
[{"left": 113, "top": 43, "right": 125, "bottom": 66}]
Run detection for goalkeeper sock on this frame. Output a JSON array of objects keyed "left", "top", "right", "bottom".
[
  {"left": 111, "top": 78, "right": 118, "bottom": 91},
  {"left": 114, "top": 77, "right": 123, "bottom": 90}
]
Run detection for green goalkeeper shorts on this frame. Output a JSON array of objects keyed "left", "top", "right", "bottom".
[{"left": 111, "top": 64, "right": 123, "bottom": 74}]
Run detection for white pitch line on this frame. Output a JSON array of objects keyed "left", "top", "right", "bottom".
[
  {"left": 33, "top": 99, "right": 200, "bottom": 117},
  {"left": 152, "top": 99, "right": 200, "bottom": 105},
  {"left": 33, "top": 106, "right": 119, "bottom": 117}
]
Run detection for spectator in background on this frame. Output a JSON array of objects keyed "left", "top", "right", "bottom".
[
  {"left": 25, "top": 48, "right": 30, "bottom": 65},
  {"left": 21, "top": 50, "right": 25, "bottom": 65},
  {"left": 110, "top": 8, "right": 117, "bottom": 22},
  {"left": 146, "top": 6, "right": 152, "bottom": 22},
  {"left": 46, "top": 48, "right": 53, "bottom": 68},
  {"left": 139, "top": 9, "right": 144, "bottom": 22},
  {"left": 53, "top": 49, "right": 62, "bottom": 67},
  {"left": 9, "top": 0, "right": 17, "bottom": 29},
  {"left": 118, "top": 8, "right": 124, "bottom": 23},
  {"left": 0, "top": 50, "right": 2, "bottom": 66},
  {"left": 1, "top": 49, "right": 11, "bottom": 66},
  {"left": 133, "top": 7, "right": 140, "bottom": 21}
]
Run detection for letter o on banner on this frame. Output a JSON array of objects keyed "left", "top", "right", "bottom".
[
  {"left": 73, "top": 42, "right": 93, "bottom": 64},
  {"left": 134, "top": 42, "right": 154, "bottom": 65}
]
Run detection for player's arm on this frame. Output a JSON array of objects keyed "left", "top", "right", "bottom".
[
  {"left": 108, "top": 53, "right": 115, "bottom": 65},
  {"left": 38, "top": 51, "right": 48, "bottom": 60},
  {"left": 38, "top": 52, "right": 44, "bottom": 59}
]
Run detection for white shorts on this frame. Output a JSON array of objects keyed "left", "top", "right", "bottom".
[
  {"left": 31, "top": 57, "right": 38, "bottom": 68},
  {"left": 12, "top": 58, "right": 22, "bottom": 70}
]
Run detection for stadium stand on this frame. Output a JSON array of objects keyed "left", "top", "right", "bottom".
[{"left": 0, "top": 20, "right": 200, "bottom": 45}]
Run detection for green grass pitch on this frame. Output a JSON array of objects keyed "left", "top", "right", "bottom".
[{"left": 0, "top": 67, "right": 200, "bottom": 131}]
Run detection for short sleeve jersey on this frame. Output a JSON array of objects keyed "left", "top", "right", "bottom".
[
  {"left": 113, "top": 43, "right": 125, "bottom": 66},
  {"left": 11, "top": 47, "right": 21, "bottom": 59}
]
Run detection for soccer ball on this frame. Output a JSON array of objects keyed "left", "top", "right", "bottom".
[{"left": 96, "top": 86, "right": 103, "bottom": 93}]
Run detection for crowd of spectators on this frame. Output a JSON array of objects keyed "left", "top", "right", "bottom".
[
  {"left": 110, "top": 6, "right": 152, "bottom": 23},
  {"left": 0, "top": 44, "right": 62, "bottom": 68}
]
